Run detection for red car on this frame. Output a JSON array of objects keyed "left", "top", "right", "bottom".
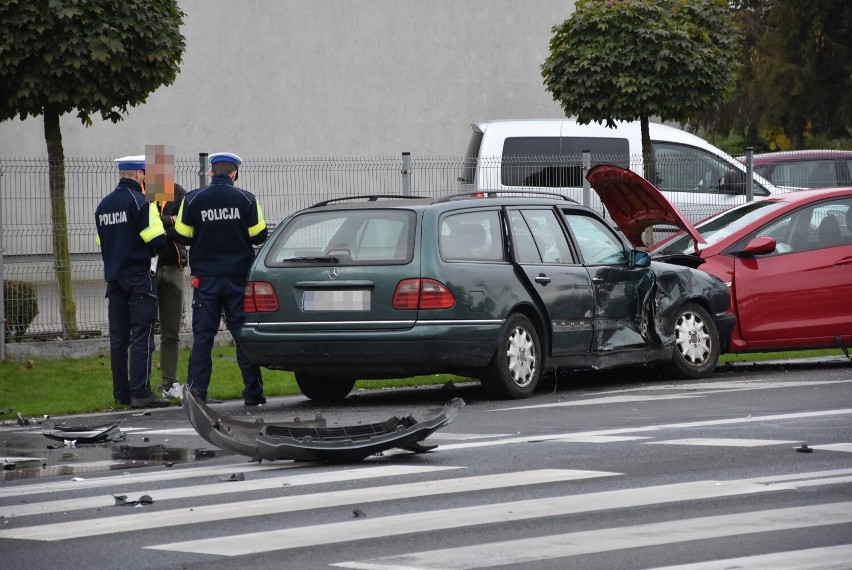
[{"left": 587, "top": 164, "right": 852, "bottom": 354}]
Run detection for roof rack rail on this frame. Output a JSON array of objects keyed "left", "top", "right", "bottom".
[
  {"left": 433, "top": 190, "right": 578, "bottom": 204},
  {"left": 310, "top": 194, "right": 426, "bottom": 208}
]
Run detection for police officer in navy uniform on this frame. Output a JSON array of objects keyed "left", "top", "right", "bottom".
[
  {"left": 175, "top": 152, "right": 268, "bottom": 405},
  {"left": 95, "top": 155, "right": 170, "bottom": 408}
]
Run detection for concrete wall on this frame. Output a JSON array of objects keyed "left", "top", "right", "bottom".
[{"left": 0, "top": 0, "right": 575, "bottom": 160}]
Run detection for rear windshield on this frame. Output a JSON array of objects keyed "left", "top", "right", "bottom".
[
  {"left": 500, "top": 136, "right": 629, "bottom": 188},
  {"left": 266, "top": 209, "right": 416, "bottom": 266}
]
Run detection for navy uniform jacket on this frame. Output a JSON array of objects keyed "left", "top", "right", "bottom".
[
  {"left": 95, "top": 178, "right": 166, "bottom": 281},
  {"left": 174, "top": 174, "right": 268, "bottom": 277}
]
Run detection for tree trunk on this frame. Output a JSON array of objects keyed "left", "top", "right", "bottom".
[
  {"left": 43, "top": 111, "right": 79, "bottom": 339},
  {"left": 640, "top": 115, "right": 655, "bottom": 247}
]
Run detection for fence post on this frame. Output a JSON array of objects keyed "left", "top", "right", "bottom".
[
  {"left": 582, "top": 150, "right": 591, "bottom": 207},
  {"left": 199, "top": 153, "right": 209, "bottom": 188},
  {"left": 401, "top": 152, "right": 411, "bottom": 196},
  {"left": 745, "top": 147, "right": 754, "bottom": 202},
  {"left": 0, "top": 166, "right": 4, "bottom": 362}
]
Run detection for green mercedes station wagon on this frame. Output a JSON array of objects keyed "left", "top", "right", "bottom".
[{"left": 240, "top": 182, "right": 735, "bottom": 401}]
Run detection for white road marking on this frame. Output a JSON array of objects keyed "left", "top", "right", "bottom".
[
  {"left": 437, "top": 409, "right": 852, "bottom": 452},
  {"left": 641, "top": 544, "right": 852, "bottom": 570},
  {"left": 646, "top": 438, "right": 800, "bottom": 447},
  {"left": 501, "top": 393, "right": 701, "bottom": 410},
  {"left": 813, "top": 443, "right": 852, "bottom": 453},
  {"left": 424, "top": 433, "right": 513, "bottom": 441},
  {"left": 552, "top": 435, "right": 652, "bottom": 443},
  {"left": 0, "top": 461, "right": 296, "bottom": 498},
  {"left": 128, "top": 428, "right": 200, "bottom": 435},
  {"left": 498, "top": 379, "right": 851, "bottom": 411},
  {"left": 2, "top": 465, "right": 461, "bottom": 518},
  {"left": 146, "top": 469, "right": 851, "bottom": 556},
  {"left": 0, "top": 469, "right": 616, "bottom": 541},
  {"left": 330, "top": 503, "right": 852, "bottom": 570}
]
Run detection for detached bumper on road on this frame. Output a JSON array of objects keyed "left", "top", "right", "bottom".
[{"left": 182, "top": 389, "right": 464, "bottom": 462}]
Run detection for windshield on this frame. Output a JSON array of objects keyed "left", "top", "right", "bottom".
[{"left": 655, "top": 199, "right": 788, "bottom": 254}]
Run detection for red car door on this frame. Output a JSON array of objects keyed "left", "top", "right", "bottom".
[{"left": 734, "top": 203, "right": 852, "bottom": 348}]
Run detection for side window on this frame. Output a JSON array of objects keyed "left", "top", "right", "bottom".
[
  {"left": 440, "top": 210, "right": 504, "bottom": 261},
  {"left": 760, "top": 199, "right": 852, "bottom": 253},
  {"left": 507, "top": 209, "right": 574, "bottom": 264},
  {"left": 500, "top": 136, "right": 629, "bottom": 188},
  {"left": 652, "top": 142, "right": 770, "bottom": 197},
  {"left": 564, "top": 213, "right": 627, "bottom": 264}
]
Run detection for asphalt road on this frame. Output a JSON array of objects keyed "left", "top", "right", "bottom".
[{"left": 1, "top": 358, "right": 851, "bottom": 569}]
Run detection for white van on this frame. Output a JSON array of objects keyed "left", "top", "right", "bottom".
[{"left": 459, "top": 119, "right": 777, "bottom": 223}]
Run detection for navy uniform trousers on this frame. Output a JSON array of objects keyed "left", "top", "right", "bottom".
[
  {"left": 187, "top": 275, "right": 263, "bottom": 401},
  {"left": 106, "top": 272, "right": 159, "bottom": 402}
]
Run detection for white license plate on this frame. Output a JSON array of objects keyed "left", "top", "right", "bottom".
[{"left": 302, "top": 290, "right": 371, "bottom": 311}]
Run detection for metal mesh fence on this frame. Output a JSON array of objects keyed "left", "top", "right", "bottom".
[{"left": 0, "top": 151, "right": 808, "bottom": 340}]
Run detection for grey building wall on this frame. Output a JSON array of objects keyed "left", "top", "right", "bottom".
[{"left": 0, "top": 0, "right": 575, "bottom": 160}]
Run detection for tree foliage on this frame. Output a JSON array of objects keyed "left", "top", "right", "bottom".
[
  {"left": 0, "top": 0, "right": 186, "bottom": 125},
  {"left": 541, "top": 0, "right": 743, "bottom": 131},
  {"left": 696, "top": 0, "right": 852, "bottom": 150},
  {"left": 0, "top": 0, "right": 185, "bottom": 338}
]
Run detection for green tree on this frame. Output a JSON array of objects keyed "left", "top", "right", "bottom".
[
  {"left": 696, "top": 0, "right": 852, "bottom": 150},
  {"left": 0, "top": 0, "right": 185, "bottom": 338},
  {"left": 541, "top": 0, "right": 743, "bottom": 182}
]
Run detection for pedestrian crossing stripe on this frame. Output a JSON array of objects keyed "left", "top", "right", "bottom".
[
  {"left": 0, "top": 461, "right": 293, "bottom": 499},
  {"left": 3, "top": 464, "right": 462, "bottom": 518},
  {"left": 143, "top": 469, "right": 852, "bottom": 556},
  {"left": 646, "top": 437, "right": 800, "bottom": 447},
  {"left": 331, "top": 503, "right": 852, "bottom": 570},
  {"left": 0, "top": 468, "right": 619, "bottom": 541}
]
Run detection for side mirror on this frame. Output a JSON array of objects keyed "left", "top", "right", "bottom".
[
  {"left": 631, "top": 249, "right": 651, "bottom": 268},
  {"left": 733, "top": 236, "right": 776, "bottom": 257}
]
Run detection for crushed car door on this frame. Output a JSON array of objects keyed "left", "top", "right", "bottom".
[
  {"left": 563, "top": 211, "right": 657, "bottom": 351},
  {"left": 506, "top": 207, "right": 594, "bottom": 355}
]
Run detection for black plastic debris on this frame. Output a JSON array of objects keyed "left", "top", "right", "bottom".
[
  {"left": 353, "top": 509, "right": 366, "bottom": 518},
  {"left": 113, "top": 494, "right": 154, "bottom": 506},
  {"left": 796, "top": 444, "right": 814, "bottom": 453},
  {"left": 182, "top": 388, "right": 464, "bottom": 462},
  {"left": 42, "top": 423, "right": 121, "bottom": 444},
  {"left": 219, "top": 473, "right": 245, "bottom": 482}
]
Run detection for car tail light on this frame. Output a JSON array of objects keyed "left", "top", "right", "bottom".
[
  {"left": 245, "top": 281, "right": 279, "bottom": 312},
  {"left": 392, "top": 278, "right": 455, "bottom": 310}
]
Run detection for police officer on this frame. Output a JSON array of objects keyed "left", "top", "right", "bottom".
[
  {"left": 95, "top": 155, "right": 170, "bottom": 408},
  {"left": 175, "top": 152, "right": 268, "bottom": 405}
]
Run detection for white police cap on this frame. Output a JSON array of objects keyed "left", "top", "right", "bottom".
[
  {"left": 114, "top": 155, "right": 146, "bottom": 170},
  {"left": 209, "top": 152, "right": 242, "bottom": 166}
]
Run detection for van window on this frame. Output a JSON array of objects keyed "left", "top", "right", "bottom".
[
  {"left": 652, "top": 142, "right": 770, "bottom": 197},
  {"left": 500, "top": 136, "right": 629, "bottom": 188}
]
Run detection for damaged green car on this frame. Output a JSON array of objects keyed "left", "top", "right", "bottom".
[{"left": 239, "top": 169, "right": 735, "bottom": 401}]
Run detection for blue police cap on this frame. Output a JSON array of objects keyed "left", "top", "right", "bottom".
[
  {"left": 114, "top": 155, "right": 146, "bottom": 171},
  {"left": 209, "top": 152, "right": 242, "bottom": 166}
]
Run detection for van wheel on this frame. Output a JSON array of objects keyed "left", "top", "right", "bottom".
[
  {"left": 481, "top": 313, "right": 541, "bottom": 399},
  {"left": 662, "top": 302, "right": 719, "bottom": 378},
  {"left": 295, "top": 373, "right": 356, "bottom": 401}
]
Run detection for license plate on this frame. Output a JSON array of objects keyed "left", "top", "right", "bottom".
[{"left": 302, "top": 290, "right": 371, "bottom": 311}]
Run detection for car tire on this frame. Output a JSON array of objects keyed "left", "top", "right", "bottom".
[
  {"left": 295, "top": 373, "right": 356, "bottom": 401},
  {"left": 662, "top": 302, "right": 720, "bottom": 379},
  {"left": 481, "top": 313, "right": 541, "bottom": 399}
]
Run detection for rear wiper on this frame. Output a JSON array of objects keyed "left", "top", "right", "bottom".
[{"left": 282, "top": 256, "right": 339, "bottom": 263}]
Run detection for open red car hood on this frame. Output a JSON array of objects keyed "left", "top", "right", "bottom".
[{"left": 586, "top": 164, "right": 705, "bottom": 251}]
